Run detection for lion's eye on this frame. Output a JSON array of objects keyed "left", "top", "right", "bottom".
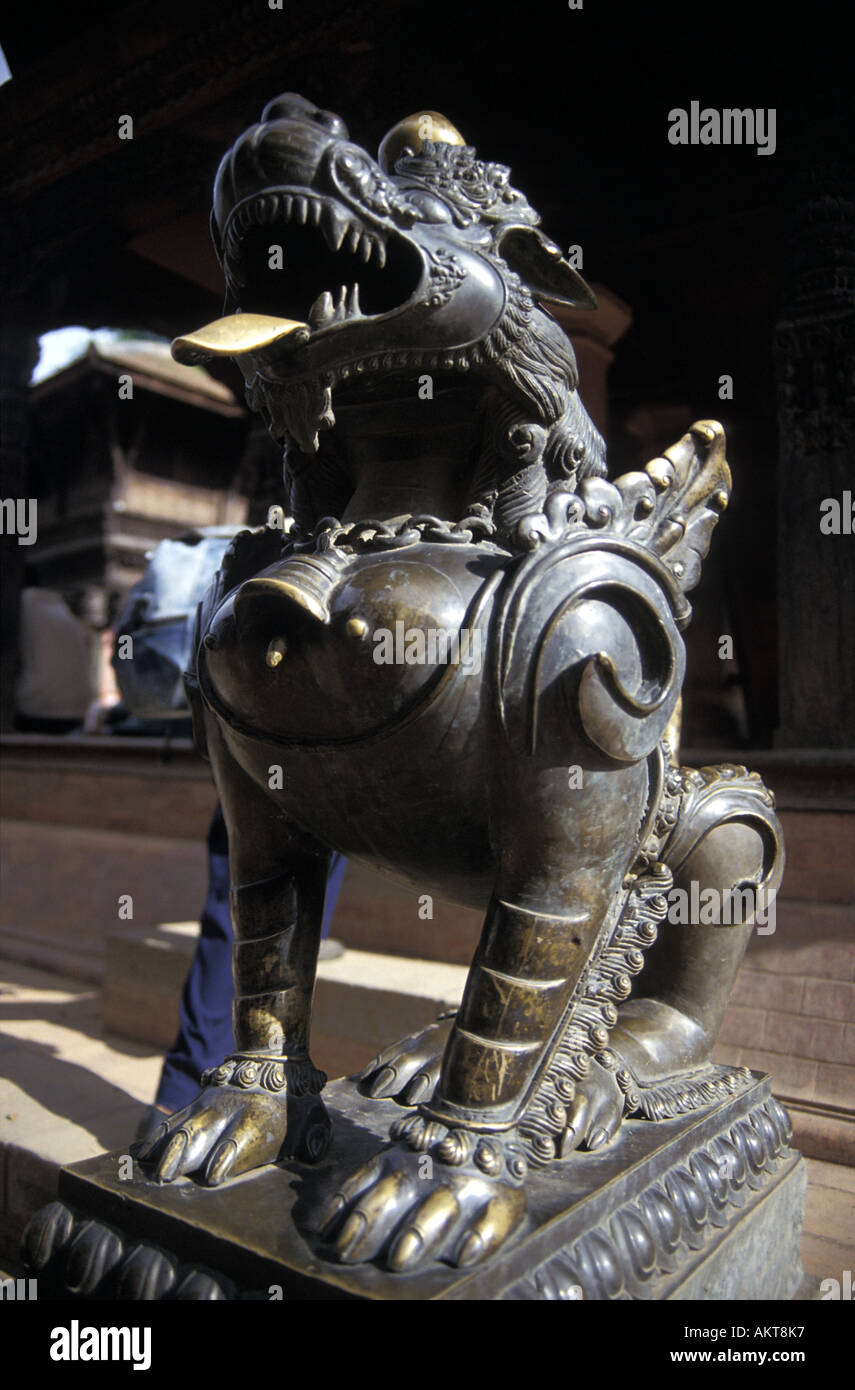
[{"left": 399, "top": 190, "right": 453, "bottom": 224}]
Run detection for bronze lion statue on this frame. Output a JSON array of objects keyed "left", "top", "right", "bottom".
[{"left": 135, "top": 94, "right": 783, "bottom": 1275}]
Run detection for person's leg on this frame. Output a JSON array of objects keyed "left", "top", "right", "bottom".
[
  {"left": 143, "top": 816, "right": 347, "bottom": 1130},
  {"left": 319, "top": 850, "right": 347, "bottom": 954},
  {"left": 153, "top": 805, "right": 234, "bottom": 1113}
]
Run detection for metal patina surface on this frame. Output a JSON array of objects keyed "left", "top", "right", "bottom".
[{"left": 28, "top": 95, "right": 790, "bottom": 1289}]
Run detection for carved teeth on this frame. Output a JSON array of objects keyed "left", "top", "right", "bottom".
[
  {"left": 306, "top": 284, "right": 363, "bottom": 332},
  {"left": 308, "top": 290, "right": 335, "bottom": 329},
  {"left": 322, "top": 205, "right": 349, "bottom": 251},
  {"left": 223, "top": 192, "right": 390, "bottom": 321},
  {"left": 227, "top": 194, "right": 388, "bottom": 274}
]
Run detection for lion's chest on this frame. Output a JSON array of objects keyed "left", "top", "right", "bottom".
[
  {"left": 201, "top": 544, "right": 505, "bottom": 744},
  {"left": 199, "top": 544, "right": 506, "bottom": 897}
]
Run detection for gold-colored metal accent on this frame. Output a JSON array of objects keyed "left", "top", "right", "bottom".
[
  {"left": 253, "top": 577, "right": 330, "bottom": 625},
  {"left": 345, "top": 617, "right": 369, "bottom": 640},
  {"left": 171, "top": 313, "right": 309, "bottom": 366},
  {"left": 266, "top": 637, "right": 287, "bottom": 668},
  {"left": 378, "top": 111, "right": 466, "bottom": 172}
]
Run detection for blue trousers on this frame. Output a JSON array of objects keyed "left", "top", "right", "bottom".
[{"left": 156, "top": 806, "right": 347, "bottom": 1111}]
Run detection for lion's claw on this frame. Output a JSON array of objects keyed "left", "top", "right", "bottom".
[
  {"left": 365, "top": 1066, "right": 397, "bottom": 1098},
  {"left": 356, "top": 1016, "right": 454, "bottom": 1105},
  {"left": 157, "top": 1130, "right": 189, "bottom": 1182},
  {"left": 558, "top": 1057, "right": 624, "bottom": 1154},
  {"left": 205, "top": 1137, "right": 239, "bottom": 1186},
  {"left": 386, "top": 1187, "right": 461, "bottom": 1271},
  {"left": 400, "top": 1069, "right": 434, "bottom": 1104}
]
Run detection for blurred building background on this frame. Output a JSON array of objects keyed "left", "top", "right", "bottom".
[
  {"left": 27, "top": 329, "right": 248, "bottom": 621},
  {"left": 0, "top": 0, "right": 852, "bottom": 1265}
]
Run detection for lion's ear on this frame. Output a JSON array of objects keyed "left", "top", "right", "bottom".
[{"left": 496, "top": 225, "right": 597, "bottom": 309}]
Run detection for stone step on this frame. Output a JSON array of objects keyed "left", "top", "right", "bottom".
[{"left": 0, "top": 960, "right": 164, "bottom": 1268}]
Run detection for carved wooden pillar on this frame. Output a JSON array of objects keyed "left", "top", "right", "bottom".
[{"left": 773, "top": 170, "right": 855, "bottom": 748}]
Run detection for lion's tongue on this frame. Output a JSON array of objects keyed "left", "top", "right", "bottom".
[{"left": 171, "top": 313, "right": 309, "bottom": 366}]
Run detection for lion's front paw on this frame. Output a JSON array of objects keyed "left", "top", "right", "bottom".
[
  {"left": 356, "top": 1015, "right": 455, "bottom": 1105},
  {"left": 131, "top": 1055, "right": 331, "bottom": 1185},
  {"left": 318, "top": 1117, "right": 526, "bottom": 1271}
]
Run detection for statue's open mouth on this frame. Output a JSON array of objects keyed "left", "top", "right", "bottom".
[
  {"left": 173, "top": 190, "right": 423, "bottom": 370},
  {"left": 170, "top": 95, "right": 602, "bottom": 467},
  {"left": 227, "top": 188, "right": 423, "bottom": 325}
]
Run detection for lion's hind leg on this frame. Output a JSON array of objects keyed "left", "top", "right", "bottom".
[{"left": 609, "top": 764, "right": 784, "bottom": 1120}]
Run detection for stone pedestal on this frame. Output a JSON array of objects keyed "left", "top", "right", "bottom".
[{"left": 22, "top": 1073, "right": 805, "bottom": 1301}]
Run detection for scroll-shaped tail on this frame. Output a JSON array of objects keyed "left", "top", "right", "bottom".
[
  {"left": 633, "top": 419, "right": 731, "bottom": 605},
  {"left": 583, "top": 419, "right": 730, "bottom": 612}
]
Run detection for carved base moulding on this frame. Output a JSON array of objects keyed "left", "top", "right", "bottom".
[{"left": 23, "top": 1073, "right": 805, "bottom": 1301}]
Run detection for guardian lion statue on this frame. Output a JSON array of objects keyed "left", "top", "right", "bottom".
[{"left": 136, "top": 93, "right": 783, "bottom": 1275}]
